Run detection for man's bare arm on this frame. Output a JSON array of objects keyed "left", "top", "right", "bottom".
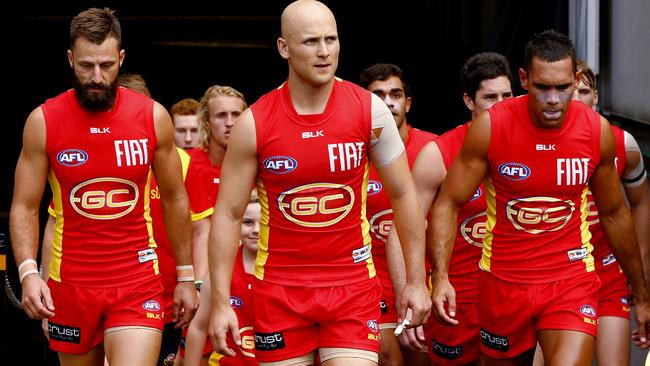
[{"left": 208, "top": 108, "right": 258, "bottom": 356}]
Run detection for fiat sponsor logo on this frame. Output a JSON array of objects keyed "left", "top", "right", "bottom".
[
  {"left": 369, "top": 209, "right": 393, "bottom": 242},
  {"left": 498, "top": 162, "right": 531, "bottom": 181},
  {"left": 57, "top": 149, "right": 88, "bottom": 166},
  {"left": 70, "top": 177, "right": 139, "bottom": 220},
  {"left": 263, "top": 156, "right": 297, "bottom": 174},
  {"left": 460, "top": 212, "right": 487, "bottom": 247},
  {"left": 506, "top": 197, "right": 575, "bottom": 234},
  {"left": 278, "top": 183, "right": 354, "bottom": 227}
]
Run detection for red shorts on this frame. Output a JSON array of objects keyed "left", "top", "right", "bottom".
[
  {"left": 379, "top": 296, "right": 398, "bottom": 328},
  {"left": 477, "top": 271, "right": 600, "bottom": 359},
  {"left": 47, "top": 276, "right": 164, "bottom": 354},
  {"left": 424, "top": 301, "right": 480, "bottom": 365},
  {"left": 178, "top": 326, "right": 213, "bottom": 357},
  {"left": 253, "top": 278, "right": 381, "bottom": 363},
  {"left": 596, "top": 256, "right": 631, "bottom": 318}
]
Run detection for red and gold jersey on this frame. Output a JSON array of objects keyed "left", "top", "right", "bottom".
[
  {"left": 252, "top": 78, "right": 374, "bottom": 286},
  {"left": 482, "top": 96, "right": 601, "bottom": 283},
  {"left": 220, "top": 247, "right": 257, "bottom": 365},
  {"left": 367, "top": 127, "right": 436, "bottom": 301},
  {"left": 589, "top": 125, "right": 626, "bottom": 270},
  {"left": 44, "top": 87, "right": 158, "bottom": 286},
  {"left": 435, "top": 122, "right": 485, "bottom": 302},
  {"left": 149, "top": 148, "right": 191, "bottom": 317},
  {"left": 185, "top": 148, "right": 221, "bottom": 221}
]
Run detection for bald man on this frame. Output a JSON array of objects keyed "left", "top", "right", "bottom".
[{"left": 206, "top": 1, "right": 430, "bottom": 365}]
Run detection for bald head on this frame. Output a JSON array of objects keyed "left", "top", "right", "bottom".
[{"left": 281, "top": 0, "right": 336, "bottom": 39}]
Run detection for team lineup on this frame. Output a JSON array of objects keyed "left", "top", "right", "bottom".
[{"left": 8, "top": 1, "right": 650, "bottom": 366}]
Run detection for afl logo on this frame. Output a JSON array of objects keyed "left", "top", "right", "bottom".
[
  {"left": 70, "top": 177, "right": 139, "bottom": 220},
  {"left": 498, "top": 162, "right": 531, "bottom": 181},
  {"left": 579, "top": 305, "right": 596, "bottom": 317},
  {"left": 278, "top": 183, "right": 354, "bottom": 227},
  {"left": 57, "top": 149, "right": 88, "bottom": 166},
  {"left": 367, "top": 320, "right": 379, "bottom": 332},
  {"left": 230, "top": 296, "right": 243, "bottom": 309},
  {"left": 142, "top": 300, "right": 161, "bottom": 312},
  {"left": 263, "top": 156, "right": 297, "bottom": 174},
  {"left": 460, "top": 212, "right": 487, "bottom": 247},
  {"left": 367, "top": 180, "right": 383, "bottom": 196},
  {"left": 470, "top": 187, "right": 482, "bottom": 202}
]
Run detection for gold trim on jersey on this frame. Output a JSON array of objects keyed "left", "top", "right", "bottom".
[
  {"left": 255, "top": 178, "right": 270, "bottom": 280},
  {"left": 48, "top": 170, "right": 64, "bottom": 282},
  {"left": 360, "top": 161, "right": 376, "bottom": 278},
  {"left": 480, "top": 177, "right": 497, "bottom": 272},
  {"left": 579, "top": 186, "right": 595, "bottom": 272},
  {"left": 143, "top": 169, "right": 159, "bottom": 275}
]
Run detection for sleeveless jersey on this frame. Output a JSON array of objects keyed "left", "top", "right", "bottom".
[
  {"left": 434, "top": 122, "right": 485, "bottom": 302},
  {"left": 251, "top": 78, "right": 374, "bottom": 286},
  {"left": 44, "top": 87, "right": 158, "bottom": 286},
  {"left": 221, "top": 247, "right": 256, "bottom": 365},
  {"left": 589, "top": 125, "right": 627, "bottom": 270},
  {"left": 482, "top": 96, "right": 601, "bottom": 283},
  {"left": 150, "top": 148, "right": 191, "bottom": 317},
  {"left": 185, "top": 148, "right": 221, "bottom": 221},
  {"left": 367, "top": 127, "right": 436, "bottom": 302}
]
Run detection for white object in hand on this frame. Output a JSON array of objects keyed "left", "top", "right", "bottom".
[{"left": 394, "top": 319, "right": 410, "bottom": 336}]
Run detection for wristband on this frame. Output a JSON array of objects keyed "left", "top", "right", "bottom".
[
  {"left": 175, "top": 265, "right": 194, "bottom": 271},
  {"left": 20, "top": 269, "right": 40, "bottom": 283},
  {"left": 18, "top": 259, "right": 38, "bottom": 273},
  {"left": 178, "top": 276, "right": 195, "bottom": 282}
]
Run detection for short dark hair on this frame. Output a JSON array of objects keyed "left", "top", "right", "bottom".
[
  {"left": 460, "top": 52, "right": 512, "bottom": 101},
  {"left": 523, "top": 29, "right": 576, "bottom": 73},
  {"left": 70, "top": 7, "right": 121, "bottom": 49},
  {"left": 358, "top": 63, "right": 410, "bottom": 97}
]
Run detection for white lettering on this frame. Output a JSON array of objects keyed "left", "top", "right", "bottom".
[
  {"left": 114, "top": 139, "right": 149, "bottom": 167},
  {"left": 556, "top": 158, "right": 590, "bottom": 186},
  {"left": 327, "top": 142, "right": 365, "bottom": 172}
]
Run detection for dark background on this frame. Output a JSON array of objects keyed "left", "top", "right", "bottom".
[{"left": 1, "top": 1, "right": 566, "bottom": 364}]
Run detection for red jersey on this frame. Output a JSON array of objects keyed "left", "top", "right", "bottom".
[
  {"left": 589, "top": 125, "right": 627, "bottom": 269},
  {"left": 185, "top": 148, "right": 221, "bottom": 221},
  {"left": 44, "top": 87, "right": 159, "bottom": 286},
  {"left": 367, "top": 127, "right": 435, "bottom": 302},
  {"left": 149, "top": 148, "right": 191, "bottom": 317},
  {"left": 251, "top": 78, "right": 375, "bottom": 286},
  {"left": 221, "top": 247, "right": 257, "bottom": 365},
  {"left": 434, "top": 122, "right": 485, "bottom": 302},
  {"left": 482, "top": 96, "right": 601, "bottom": 283}
]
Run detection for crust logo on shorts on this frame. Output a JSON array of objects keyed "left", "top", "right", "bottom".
[
  {"left": 70, "top": 177, "right": 139, "bottom": 220},
  {"left": 255, "top": 331, "right": 285, "bottom": 351},
  {"left": 506, "top": 197, "right": 575, "bottom": 234},
  {"left": 239, "top": 326, "right": 255, "bottom": 357},
  {"left": 369, "top": 209, "right": 393, "bottom": 242},
  {"left": 460, "top": 212, "right": 487, "bottom": 247},
  {"left": 431, "top": 338, "right": 462, "bottom": 359},
  {"left": 48, "top": 322, "right": 81, "bottom": 344},
  {"left": 278, "top": 183, "right": 354, "bottom": 227},
  {"left": 57, "top": 149, "right": 88, "bottom": 167},
  {"left": 480, "top": 328, "right": 509, "bottom": 352}
]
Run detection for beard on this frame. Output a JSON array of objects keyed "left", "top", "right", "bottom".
[{"left": 73, "top": 75, "right": 118, "bottom": 112}]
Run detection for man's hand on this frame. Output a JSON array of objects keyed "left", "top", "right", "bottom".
[
  {"left": 172, "top": 281, "right": 199, "bottom": 328},
  {"left": 431, "top": 276, "right": 459, "bottom": 326},
  {"left": 208, "top": 305, "right": 240, "bottom": 357},
  {"left": 397, "top": 323, "right": 428, "bottom": 353},
  {"left": 21, "top": 275, "right": 55, "bottom": 319},
  {"left": 397, "top": 281, "right": 431, "bottom": 328},
  {"left": 632, "top": 295, "right": 650, "bottom": 349}
]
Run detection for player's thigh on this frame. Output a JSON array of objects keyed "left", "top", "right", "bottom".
[
  {"left": 104, "top": 326, "right": 162, "bottom": 366},
  {"left": 595, "top": 316, "right": 630, "bottom": 366},
  {"left": 58, "top": 345, "right": 105, "bottom": 366},
  {"left": 378, "top": 328, "right": 403, "bottom": 366},
  {"left": 538, "top": 329, "right": 593, "bottom": 366},
  {"left": 483, "top": 347, "right": 534, "bottom": 366}
]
